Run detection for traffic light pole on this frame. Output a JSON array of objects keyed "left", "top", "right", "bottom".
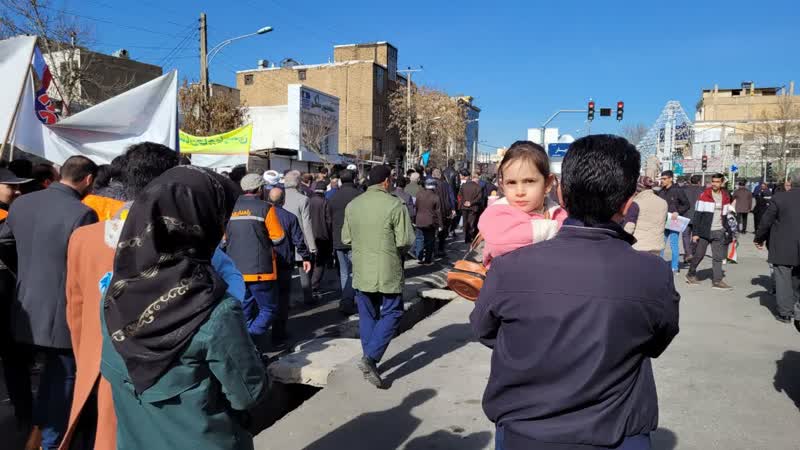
[{"left": 540, "top": 109, "right": 587, "bottom": 150}]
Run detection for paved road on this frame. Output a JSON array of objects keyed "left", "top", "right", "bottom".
[{"left": 256, "top": 240, "right": 800, "bottom": 450}]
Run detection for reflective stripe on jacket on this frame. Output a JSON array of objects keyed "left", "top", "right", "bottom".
[{"left": 225, "top": 195, "right": 285, "bottom": 281}]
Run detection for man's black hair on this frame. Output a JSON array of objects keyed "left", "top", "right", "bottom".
[
  {"left": 661, "top": 170, "right": 674, "bottom": 179},
  {"left": 561, "top": 135, "right": 640, "bottom": 226},
  {"left": 60, "top": 156, "right": 99, "bottom": 183},
  {"left": 738, "top": 180, "right": 746, "bottom": 186},
  {"left": 123, "top": 142, "right": 180, "bottom": 197},
  {"left": 711, "top": 173, "right": 725, "bottom": 180},
  {"left": 339, "top": 169, "right": 355, "bottom": 183},
  {"left": 110, "top": 155, "right": 127, "bottom": 184},
  {"left": 459, "top": 169, "right": 470, "bottom": 177},
  {"left": 8, "top": 159, "right": 33, "bottom": 178},
  {"left": 690, "top": 174, "right": 701, "bottom": 185},
  {"left": 405, "top": 169, "right": 415, "bottom": 177},
  {"left": 94, "top": 164, "right": 117, "bottom": 189},
  {"left": 395, "top": 176, "right": 407, "bottom": 189},
  {"left": 229, "top": 165, "right": 247, "bottom": 185},
  {"left": 32, "top": 164, "right": 57, "bottom": 184}
]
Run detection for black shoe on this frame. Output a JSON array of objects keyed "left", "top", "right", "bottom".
[
  {"left": 776, "top": 314, "right": 792, "bottom": 324},
  {"left": 357, "top": 356, "right": 384, "bottom": 388},
  {"left": 794, "top": 319, "right": 800, "bottom": 333}
]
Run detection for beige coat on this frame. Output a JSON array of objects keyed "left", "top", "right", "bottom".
[{"left": 630, "top": 190, "right": 669, "bottom": 253}]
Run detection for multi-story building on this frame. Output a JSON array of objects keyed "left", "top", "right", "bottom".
[
  {"left": 237, "top": 42, "right": 403, "bottom": 162},
  {"left": 45, "top": 47, "right": 162, "bottom": 113},
  {"left": 692, "top": 81, "right": 800, "bottom": 178}
]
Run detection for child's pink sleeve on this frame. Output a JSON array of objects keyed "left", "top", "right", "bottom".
[{"left": 478, "top": 203, "right": 537, "bottom": 267}]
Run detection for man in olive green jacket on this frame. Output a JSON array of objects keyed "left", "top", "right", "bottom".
[{"left": 342, "top": 165, "right": 415, "bottom": 389}]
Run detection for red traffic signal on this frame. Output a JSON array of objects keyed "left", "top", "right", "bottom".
[
  {"left": 701, "top": 155, "right": 708, "bottom": 171},
  {"left": 588, "top": 101, "right": 595, "bottom": 121},
  {"left": 616, "top": 101, "right": 624, "bottom": 121}
]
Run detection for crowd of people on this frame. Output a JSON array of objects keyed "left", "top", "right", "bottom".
[{"left": 0, "top": 135, "right": 797, "bottom": 450}]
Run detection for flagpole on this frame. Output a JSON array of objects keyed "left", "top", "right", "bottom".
[{"left": 1, "top": 43, "right": 37, "bottom": 162}]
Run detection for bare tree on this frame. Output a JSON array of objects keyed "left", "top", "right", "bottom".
[
  {"left": 300, "top": 112, "right": 337, "bottom": 167},
  {"left": 752, "top": 94, "right": 800, "bottom": 180},
  {"left": 179, "top": 79, "right": 248, "bottom": 137},
  {"left": 388, "top": 85, "right": 467, "bottom": 167},
  {"left": 622, "top": 123, "right": 650, "bottom": 146},
  {"left": 0, "top": 0, "right": 136, "bottom": 113}
]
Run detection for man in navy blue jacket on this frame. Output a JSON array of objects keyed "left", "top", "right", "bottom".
[
  {"left": 471, "top": 135, "right": 680, "bottom": 450},
  {"left": 267, "top": 187, "right": 311, "bottom": 348}
]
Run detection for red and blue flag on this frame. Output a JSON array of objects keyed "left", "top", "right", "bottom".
[{"left": 32, "top": 46, "right": 58, "bottom": 125}]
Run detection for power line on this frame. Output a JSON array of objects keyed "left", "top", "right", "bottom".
[
  {"left": 158, "top": 28, "right": 199, "bottom": 68},
  {"left": 38, "top": 5, "right": 190, "bottom": 38}
]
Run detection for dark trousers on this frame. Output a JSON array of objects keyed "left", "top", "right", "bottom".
[
  {"left": 413, "top": 228, "right": 424, "bottom": 259},
  {"left": 419, "top": 227, "right": 436, "bottom": 263},
  {"left": 311, "top": 240, "right": 332, "bottom": 293},
  {"left": 273, "top": 268, "right": 293, "bottom": 341},
  {"left": 688, "top": 229, "right": 726, "bottom": 283},
  {"left": 773, "top": 265, "right": 800, "bottom": 318},
  {"left": 737, "top": 212, "right": 749, "bottom": 233},
  {"left": 32, "top": 347, "right": 76, "bottom": 449},
  {"left": 242, "top": 281, "right": 278, "bottom": 337},
  {"left": 355, "top": 291, "right": 404, "bottom": 362},
  {"left": 437, "top": 218, "right": 450, "bottom": 254},
  {"left": 451, "top": 210, "right": 461, "bottom": 233},
  {"left": 462, "top": 209, "right": 478, "bottom": 243},
  {"left": 0, "top": 335, "right": 32, "bottom": 426},
  {"left": 681, "top": 224, "right": 697, "bottom": 263},
  {"left": 297, "top": 260, "right": 314, "bottom": 304},
  {"left": 497, "top": 426, "right": 651, "bottom": 450},
  {"left": 336, "top": 250, "right": 355, "bottom": 312}
]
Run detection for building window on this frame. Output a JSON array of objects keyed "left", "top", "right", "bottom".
[
  {"left": 376, "top": 67, "right": 385, "bottom": 95},
  {"left": 733, "top": 144, "right": 741, "bottom": 157},
  {"left": 244, "top": 74, "right": 254, "bottom": 85},
  {"left": 298, "top": 69, "right": 307, "bottom": 81}
]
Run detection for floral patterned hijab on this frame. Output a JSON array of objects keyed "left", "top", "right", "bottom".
[{"left": 103, "top": 166, "right": 238, "bottom": 393}]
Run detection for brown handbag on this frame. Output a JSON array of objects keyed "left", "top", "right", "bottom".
[{"left": 447, "top": 234, "right": 486, "bottom": 302}]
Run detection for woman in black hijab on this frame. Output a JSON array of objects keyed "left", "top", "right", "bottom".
[{"left": 100, "top": 166, "right": 265, "bottom": 450}]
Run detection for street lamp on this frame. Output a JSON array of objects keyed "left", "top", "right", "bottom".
[{"left": 208, "top": 26, "right": 273, "bottom": 64}]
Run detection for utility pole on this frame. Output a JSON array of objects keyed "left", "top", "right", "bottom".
[
  {"left": 398, "top": 67, "right": 422, "bottom": 171},
  {"left": 199, "top": 12, "right": 209, "bottom": 99},
  {"left": 471, "top": 140, "right": 478, "bottom": 177}
]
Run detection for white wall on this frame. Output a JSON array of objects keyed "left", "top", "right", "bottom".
[{"left": 528, "top": 127, "right": 559, "bottom": 148}]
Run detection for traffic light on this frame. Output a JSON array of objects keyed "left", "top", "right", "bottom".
[
  {"left": 616, "top": 101, "right": 624, "bottom": 121},
  {"left": 766, "top": 162, "right": 774, "bottom": 180},
  {"left": 701, "top": 155, "right": 708, "bottom": 171},
  {"left": 587, "top": 101, "right": 595, "bottom": 121}
]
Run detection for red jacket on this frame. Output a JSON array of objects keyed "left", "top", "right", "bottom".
[{"left": 691, "top": 188, "right": 731, "bottom": 240}]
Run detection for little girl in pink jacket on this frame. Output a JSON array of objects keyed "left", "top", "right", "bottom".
[{"left": 478, "top": 141, "right": 567, "bottom": 267}]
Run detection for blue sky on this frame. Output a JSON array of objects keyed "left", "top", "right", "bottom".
[{"left": 63, "top": 0, "right": 799, "bottom": 152}]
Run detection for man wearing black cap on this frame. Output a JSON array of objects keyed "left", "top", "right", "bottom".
[
  {"left": 0, "top": 167, "right": 33, "bottom": 431},
  {"left": 342, "top": 165, "right": 415, "bottom": 388}
]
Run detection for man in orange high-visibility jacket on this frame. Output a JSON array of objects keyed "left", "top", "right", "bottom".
[{"left": 225, "top": 173, "right": 285, "bottom": 349}]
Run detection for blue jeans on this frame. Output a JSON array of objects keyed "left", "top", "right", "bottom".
[
  {"left": 33, "top": 348, "right": 76, "bottom": 449},
  {"left": 336, "top": 250, "right": 354, "bottom": 304},
  {"left": 355, "top": 291, "right": 404, "bottom": 362},
  {"left": 242, "top": 281, "right": 278, "bottom": 336},
  {"left": 414, "top": 228, "right": 424, "bottom": 259},
  {"left": 662, "top": 229, "right": 681, "bottom": 271}
]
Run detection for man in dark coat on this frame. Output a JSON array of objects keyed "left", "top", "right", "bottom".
[
  {"left": 393, "top": 176, "right": 416, "bottom": 223},
  {"left": 732, "top": 180, "right": 754, "bottom": 233},
  {"left": 681, "top": 175, "right": 705, "bottom": 265},
  {"left": 432, "top": 168, "right": 454, "bottom": 256},
  {"left": 471, "top": 135, "right": 679, "bottom": 449},
  {"left": 309, "top": 181, "right": 333, "bottom": 301},
  {"left": 0, "top": 156, "right": 98, "bottom": 449},
  {"left": 328, "top": 169, "right": 362, "bottom": 314},
  {"left": 414, "top": 179, "right": 441, "bottom": 264},
  {"left": 754, "top": 170, "right": 800, "bottom": 325},
  {"left": 458, "top": 170, "right": 483, "bottom": 244}
]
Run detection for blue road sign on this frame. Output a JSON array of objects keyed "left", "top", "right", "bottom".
[
  {"left": 674, "top": 162, "right": 684, "bottom": 176},
  {"left": 548, "top": 143, "right": 570, "bottom": 158},
  {"left": 730, "top": 164, "right": 738, "bottom": 173}
]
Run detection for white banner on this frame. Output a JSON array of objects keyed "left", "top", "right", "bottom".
[
  {"left": 0, "top": 36, "right": 36, "bottom": 146},
  {"left": 12, "top": 70, "right": 178, "bottom": 165}
]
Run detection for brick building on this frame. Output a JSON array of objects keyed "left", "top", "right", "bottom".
[{"left": 237, "top": 42, "right": 404, "bottom": 162}]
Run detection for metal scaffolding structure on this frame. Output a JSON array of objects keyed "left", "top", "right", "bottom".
[{"left": 637, "top": 101, "right": 694, "bottom": 170}]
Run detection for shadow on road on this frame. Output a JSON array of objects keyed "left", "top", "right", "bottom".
[
  {"left": 302, "top": 389, "right": 437, "bottom": 450},
  {"left": 774, "top": 350, "right": 800, "bottom": 411},
  {"left": 747, "top": 276, "right": 779, "bottom": 317},
  {"left": 379, "top": 323, "right": 473, "bottom": 388},
  {"left": 403, "top": 429, "right": 492, "bottom": 450},
  {"left": 651, "top": 428, "right": 678, "bottom": 450}
]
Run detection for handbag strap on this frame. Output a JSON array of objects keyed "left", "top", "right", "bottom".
[{"left": 462, "top": 233, "right": 484, "bottom": 261}]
